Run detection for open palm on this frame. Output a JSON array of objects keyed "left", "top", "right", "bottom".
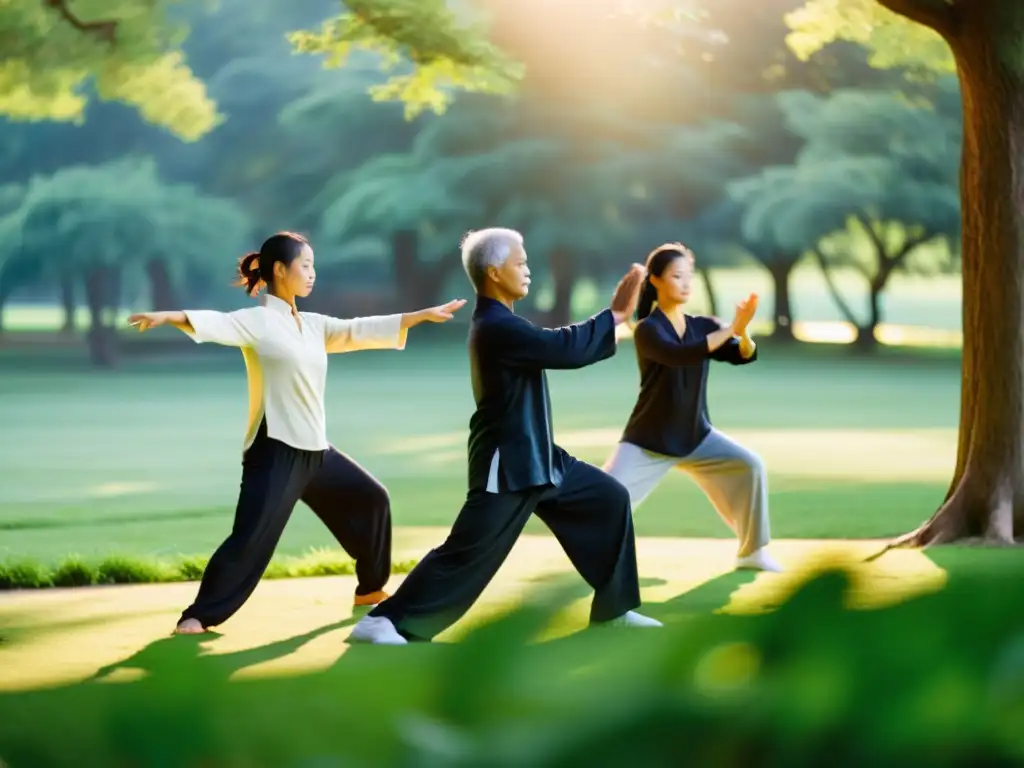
[{"left": 422, "top": 299, "right": 467, "bottom": 323}]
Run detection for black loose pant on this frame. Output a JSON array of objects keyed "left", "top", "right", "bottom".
[
  {"left": 180, "top": 420, "right": 393, "bottom": 628},
  {"left": 370, "top": 456, "right": 641, "bottom": 641}
]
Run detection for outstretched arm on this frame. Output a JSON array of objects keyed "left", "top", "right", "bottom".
[
  {"left": 488, "top": 310, "right": 618, "bottom": 370},
  {"left": 319, "top": 299, "right": 466, "bottom": 354},
  {"left": 128, "top": 309, "right": 258, "bottom": 347}
]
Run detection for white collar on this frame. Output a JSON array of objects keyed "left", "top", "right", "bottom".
[{"left": 261, "top": 293, "right": 298, "bottom": 317}]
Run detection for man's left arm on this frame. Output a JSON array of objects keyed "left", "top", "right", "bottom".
[{"left": 491, "top": 310, "right": 617, "bottom": 370}]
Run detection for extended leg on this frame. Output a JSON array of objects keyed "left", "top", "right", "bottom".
[
  {"left": 301, "top": 446, "right": 392, "bottom": 605},
  {"left": 534, "top": 458, "right": 657, "bottom": 627},
  {"left": 677, "top": 429, "right": 780, "bottom": 570},
  {"left": 352, "top": 489, "right": 542, "bottom": 644},
  {"left": 178, "top": 430, "right": 323, "bottom": 631}
]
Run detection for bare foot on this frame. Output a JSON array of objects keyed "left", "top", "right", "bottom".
[{"left": 174, "top": 618, "right": 206, "bottom": 635}]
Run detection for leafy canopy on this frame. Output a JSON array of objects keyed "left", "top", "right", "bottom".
[
  {"left": 0, "top": 0, "right": 218, "bottom": 139},
  {"left": 786, "top": 0, "right": 954, "bottom": 74},
  {"left": 289, "top": 0, "right": 522, "bottom": 119}
]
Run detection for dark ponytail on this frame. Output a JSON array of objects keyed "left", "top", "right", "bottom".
[
  {"left": 235, "top": 231, "right": 309, "bottom": 297},
  {"left": 237, "top": 252, "right": 263, "bottom": 297},
  {"left": 636, "top": 275, "right": 658, "bottom": 321},
  {"left": 636, "top": 242, "right": 695, "bottom": 321}
]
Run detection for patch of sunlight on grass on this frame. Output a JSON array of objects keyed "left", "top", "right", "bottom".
[
  {"left": 876, "top": 325, "right": 962, "bottom": 348},
  {"left": 721, "top": 541, "right": 946, "bottom": 615},
  {"left": 88, "top": 482, "right": 160, "bottom": 498},
  {"left": 597, "top": 319, "right": 960, "bottom": 349},
  {"left": 383, "top": 428, "right": 956, "bottom": 482},
  {"left": 0, "top": 538, "right": 948, "bottom": 692}
]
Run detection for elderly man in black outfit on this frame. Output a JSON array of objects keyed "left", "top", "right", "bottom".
[{"left": 350, "top": 227, "right": 661, "bottom": 645}]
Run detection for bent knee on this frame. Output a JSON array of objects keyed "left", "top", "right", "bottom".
[
  {"left": 738, "top": 451, "right": 767, "bottom": 481},
  {"left": 603, "top": 476, "right": 632, "bottom": 511},
  {"left": 369, "top": 482, "right": 391, "bottom": 512}
]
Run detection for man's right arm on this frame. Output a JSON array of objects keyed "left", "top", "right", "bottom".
[{"left": 488, "top": 310, "right": 618, "bottom": 370}]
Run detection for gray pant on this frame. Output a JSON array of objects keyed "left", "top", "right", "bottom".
[{"left": 603, "top": 429, "right": 770, "bottom": 557}]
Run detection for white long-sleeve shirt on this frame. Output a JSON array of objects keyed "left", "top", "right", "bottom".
[{"left": 183, "top": 293, "right": 407, "bottom": 452}]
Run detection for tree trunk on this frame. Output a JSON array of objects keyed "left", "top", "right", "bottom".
[
  {"left": 889, "top": 4, "right": 1024, "bottom": 546},
  {"left": 146, "top": 258, "right": 176, "bottom": 312},
  {"left": 766, "top": 257, "right": 796, "bottom": 342},
  {"left": 547, "top": 246, "right": 575, "bottom": 327},
  {"left": 391, "top": 229, "right": 458, "bottom": 308},
  {"left": 84, "top": 265, "right": 118, "bottom": 369},
  {"left": 854, "top": 285, "right": 882, "bottom": 351},
  {"left": 811, "top": 247, "right": 875, "bottom": 349},
  {"left": 697, "top": 264, "right": 719, "bottom": 317},
  {"left": 0, "top": 267, "right": 14, "bottom": 337},
  {"left": 392, "top": 229, "right": 421, "bottom": 308},
  {"left": 59, "top": 271, "right": 75, "bottom": 335}
]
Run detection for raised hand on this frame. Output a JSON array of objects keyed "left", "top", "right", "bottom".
[
  {"left": 731, "top": 293, "right": 759, "bottom": 334},
  {"left": 610, "top": 263, "right": 646, "bottom": 324}
]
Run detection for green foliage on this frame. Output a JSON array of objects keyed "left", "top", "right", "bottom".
[
  {"left": 787, "top": 0, "right": 955, "bottom": 74},
  {"left": 289, "top": 0, "right": 523, "bottom": 119},
  {"left": 0, "top": 550, "right": 418, "bottom": 590},
  {"left": 611, "top": 120, "right": 754, "bottom": 264},
  {"left": 0, "top": 157, "right": 252, "bottom": 289},
  {"left": 0, "top": 0, "right": 218, "bottom": 139},
  {"left": 316, "top": 97, "right": 647, "bottom": 270},
  {"left": 729, "top": 87, "right": 960, "bottom": 266},
  {"left": 3, "top": 565, "right": 1024, "bottom": 765}
]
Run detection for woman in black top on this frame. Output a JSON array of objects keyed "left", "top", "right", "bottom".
[{"left": 602, "top": 243, "right": 782, "bottom": 572}]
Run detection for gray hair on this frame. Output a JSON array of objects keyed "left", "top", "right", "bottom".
[{"left": 460, "top": 228, "right": 523, "bottom": 292}]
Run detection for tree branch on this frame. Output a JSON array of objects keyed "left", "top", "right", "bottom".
[
  {"left": 875, "top": 0, "right": 957, "bottom": 36},
  {"left": 811, "top": 246, "right": 863, "bottom": 328},
  {"left": 45, "top": 0, "right": 117, "bottom": 45}
]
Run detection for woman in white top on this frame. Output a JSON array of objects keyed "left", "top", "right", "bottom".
[{"left": 128, "top": 231, "right": 466, "bottom": 634}]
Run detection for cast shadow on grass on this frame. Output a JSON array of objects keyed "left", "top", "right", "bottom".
[{"left": 88, "top": 617, "right": 358, "bottom": 685}]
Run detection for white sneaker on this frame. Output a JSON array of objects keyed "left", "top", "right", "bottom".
[
  {"left": 602, "top": 610, "right": 663, "bottom": 628},
  {"left": 348, "top": 615, "right": 408, "bottom": 645},
  {"left": 736, "top": 547, "right": 784, "bottom": 573}
]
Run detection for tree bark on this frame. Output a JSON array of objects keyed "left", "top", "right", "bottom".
[
  {"left": 888, "top": 2, "right": 1024, "bottom": 547},
  {"left": 766, "top": 256, "right": 796, "bottom": 342}
]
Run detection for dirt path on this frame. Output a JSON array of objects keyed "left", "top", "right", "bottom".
[{"left": 0, "top": 536, "right": 943, "bottom": 692}]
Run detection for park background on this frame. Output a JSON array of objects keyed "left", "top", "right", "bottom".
[{"left": 2, "top": 0, "right": 1024, "bottom": 766}]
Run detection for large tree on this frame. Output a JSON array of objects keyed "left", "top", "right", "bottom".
[{"left": 788, "top": 1, "right": 1024, "bottom": 545}]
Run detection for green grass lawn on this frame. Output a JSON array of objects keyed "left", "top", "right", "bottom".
[{"left": 0, "top": 329, "right": 961, "bottom": 566}]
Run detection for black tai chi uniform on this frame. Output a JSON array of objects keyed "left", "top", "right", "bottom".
[{"left": 369, "top": 297, "right": 641, "bottom": 641}]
